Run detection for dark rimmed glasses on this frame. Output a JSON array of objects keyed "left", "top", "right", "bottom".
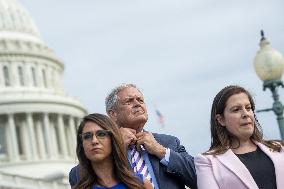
[{"left": 80, "top": 130, "right": 111, "bottom": 142}]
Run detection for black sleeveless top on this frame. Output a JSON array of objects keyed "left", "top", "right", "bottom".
[{"left": 236, "top": 147, "right": 277, "bottom": 189}]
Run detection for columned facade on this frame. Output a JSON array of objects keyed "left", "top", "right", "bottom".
[
  {"left": 0, "top": 0, "right": 87, "bottom": 188},
  {"left": 0, "top": 112, "right": 82, "bottom": 162}
]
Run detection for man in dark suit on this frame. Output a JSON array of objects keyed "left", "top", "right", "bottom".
[{"left": 69, "top": 84, "right": 197, "bottom": 189}]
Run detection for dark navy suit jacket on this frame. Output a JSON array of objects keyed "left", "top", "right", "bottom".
[{"left": 69, "top": 133, "right": 197, "bottom": 189}]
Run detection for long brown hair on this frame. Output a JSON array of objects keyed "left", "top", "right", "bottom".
[
  {"left": 74, "top": 113, "right": 145, "bottom": 189},
  {"left": 206, "top": 85, "right": 283, "bottom": 155}
]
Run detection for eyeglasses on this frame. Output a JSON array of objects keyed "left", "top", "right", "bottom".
[{"left": 80, "top": 130, "right": 111, "bottom": 142}]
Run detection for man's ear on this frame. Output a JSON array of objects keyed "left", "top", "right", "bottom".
[
  {"left": 216, "top": 114, "right": 225, "bottom": 127},
  {"left": 107, "top": 109, "right": 117, "bottom": 121}
]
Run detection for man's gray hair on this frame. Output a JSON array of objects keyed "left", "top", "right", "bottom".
[{"left": 105, "top": 83, "right": 142, "bottom": 112}]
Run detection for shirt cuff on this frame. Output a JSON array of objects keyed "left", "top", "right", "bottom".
[{"left": 160, "top": 148, "right": 170, "bottom": 166}]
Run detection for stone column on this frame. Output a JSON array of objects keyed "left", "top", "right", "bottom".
[
  {"left": 43, "top": 113, "right": 52, "bottom": 158},
  {"left": 23, "top": 62, "right": 30, "bottom": 87},
  {"left": 27, "top": 113, "right": 38, "bottom": 160},
  {"left": 57, "top": 114, "right": 68, "bottom": 158},
  {"left": 76, "top": 117, "right": 81, "bottom": 130},
  {"left": 6, "top": 118, "right": 13, "bottom": 161},
  {"left": 36, "top": 64, "right": 43, "bottom": 88},
  {"left": 50, "top": 121, "right": 58, "bottom": 159},
  {"left": 4, "top": 122, "right": 11, "bottom": 158},
  {"left": 46, "top": 67, "right": 51, "bottom": 89},
  {"left": 7, "top": 114, "right": 19, "bottom": 161},
  {"left": 68, "top": 116, "right": 77, "bottom": 157},
  {"left": 0, "top": 65, "right": 4, "bottom": 87},
  {"left": 10, "top": 64, "right": 17, "bottom": 87},
  {"left": 21, "top": 121, "right": 32, "bottom": 160},
  {"left": 35, "top": 119, "right": 46, "bottom": 159}
]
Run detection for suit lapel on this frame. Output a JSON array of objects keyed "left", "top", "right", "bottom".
[
  {"left": 148, "top": 153, "right": 161, "bottom": 186},
  {"left": 217, "top": 149, "right": 259, "bottom": 189},
  {"left": 256, "top": 142, "right": 284, "bottom": 188},
  {"left": 148, "top": 133, "right": 161, "bottom": 188}
]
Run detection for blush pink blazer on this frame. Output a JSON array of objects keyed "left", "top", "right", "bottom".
[{"left": 195, "top": 142, "right": 284, "bottom": 189}]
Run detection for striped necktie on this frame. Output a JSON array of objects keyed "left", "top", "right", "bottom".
[{"left": 130, "top": 146, "right": 154, "bottom": 188}]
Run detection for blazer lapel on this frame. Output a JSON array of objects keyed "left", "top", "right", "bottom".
[
  {"left": 217, "top": 149, "right": 259, "bottom": 189},
  {"left": 256, "top": 142, "right": 284, "bottom": 188}
]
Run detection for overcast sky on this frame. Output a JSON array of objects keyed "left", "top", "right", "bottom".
[{"left": 20, "top": 0, "right": 284, "bottom": 155}]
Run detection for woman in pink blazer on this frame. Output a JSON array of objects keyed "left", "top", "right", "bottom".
[{"left": 195, "top": 85, "right": 284, "bottom": 189}]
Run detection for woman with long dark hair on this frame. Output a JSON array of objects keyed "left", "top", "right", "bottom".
[
  {"left": 73, "top": 113, "right": 152, "bottom": 189},
  {"left": 195, "top": 85, "right": 284, "bottom": 189}
]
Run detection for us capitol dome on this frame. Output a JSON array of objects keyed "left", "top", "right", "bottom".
[{"left": 0, "top": 0, "right": 87, "bottom": 188}]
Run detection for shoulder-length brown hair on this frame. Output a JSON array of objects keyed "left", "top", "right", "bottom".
[
  {"left": 74, "top": 113, "right": 145, "bottom": 189},
  {"left": 205, "top": 85, "right": 283, "bottom": 155}
]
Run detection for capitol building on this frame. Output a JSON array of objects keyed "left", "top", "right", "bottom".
[{"left": 0, "top": 0, "right": 87, "bottom": 188}]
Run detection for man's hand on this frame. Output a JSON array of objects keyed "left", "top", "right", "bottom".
[
  {"left": 136, "top": 131, "right": 166, "bottom": 159},
  {"left": 119, "top": 127, "right": 137, "bottom": 147}
]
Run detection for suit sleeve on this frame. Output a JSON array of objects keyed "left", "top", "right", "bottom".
[
  {"left": 69, "top": 165, "right": 80, "bottom": 187},
  {"left": 194, "top": 154, "right": 220, "bottom": 189},
  {"left": 165, "top": 136, "right": 197, "bottom": 189}
]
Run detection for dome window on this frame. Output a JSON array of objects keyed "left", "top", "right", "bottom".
[
  {"left": 0, "top": 125, "right": 7, "bottom": 156},
  {"left": 3, "top": 66, "right": 11, "bottom": 86},
  {"left": 18, "top": 66, "right": 25, "bottom": 86},
  {"left": 31, "top": 67, "right": 37, "bottom": 87},
  {"left": 42, "top": 69, "right": 47, "bottom": 88}
]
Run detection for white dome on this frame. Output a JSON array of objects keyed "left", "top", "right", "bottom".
[
  {"left": 0, "top": 0, "right": 42, "bottom": 43},
  {"left": 0, "top": 3, "right": 87, "bottom": 189}
]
